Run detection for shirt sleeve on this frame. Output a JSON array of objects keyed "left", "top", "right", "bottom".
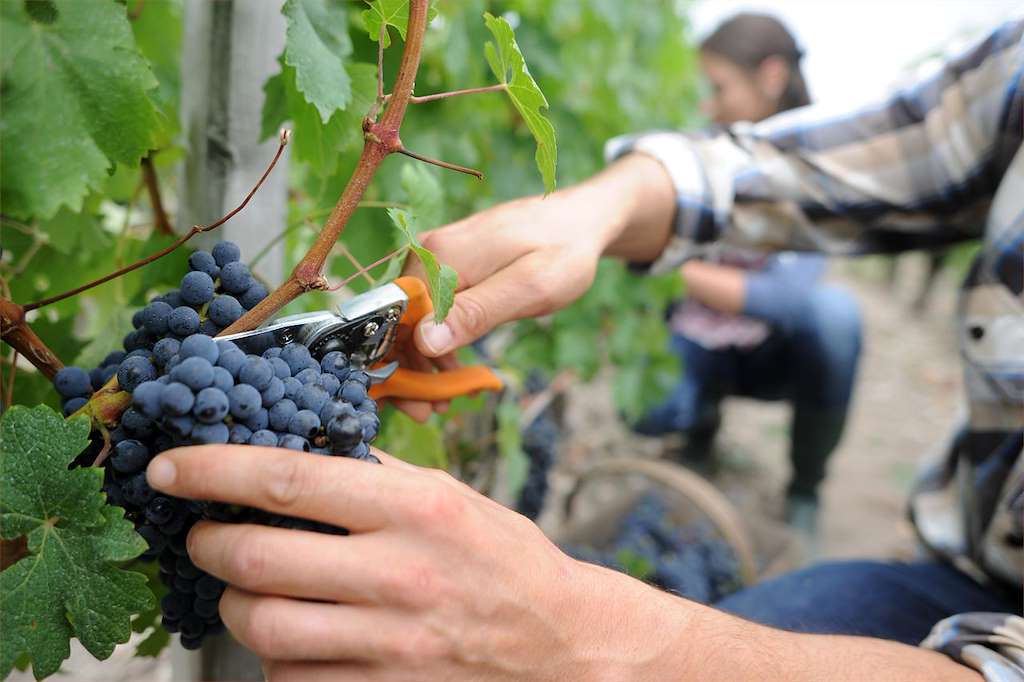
[
  {"left": 921, "top": 613, "right": 1024, "bottom": 681},
  {"left": 605, "top": 20, "right": 1023, "bottom": 274}
]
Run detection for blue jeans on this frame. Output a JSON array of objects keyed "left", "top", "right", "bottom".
[
  {"left": 716, "top": 560, "right": 1022, "bottom": 644},
  {"left": 637, "top": 285, "right": 863, "bottom": 499}
]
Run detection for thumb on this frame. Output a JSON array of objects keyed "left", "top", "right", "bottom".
[{"left": 414, "top": 292, "right": 490, "bottom": 357}]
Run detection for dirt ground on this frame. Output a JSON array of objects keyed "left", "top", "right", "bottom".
[
  {"left": 8, "top": 254, "right": 962, "bottom": 682},
  {"left": 547, "top": 252, "right": 963, "bottom": 568}
]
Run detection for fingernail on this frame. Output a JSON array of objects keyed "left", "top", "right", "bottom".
[
  {"left": 147, "top": 457, "right": 177, "bottom": 489},
  {"left": 419, "top": 317, "right": 453, "bottom": 355}
]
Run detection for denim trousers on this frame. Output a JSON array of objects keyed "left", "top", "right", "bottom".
[
  {"left": 639, "top": 285, "right": 863, "bottom": 499},
  {"left": 716, "top": 560, "right": 1022, "bottom": 645}
]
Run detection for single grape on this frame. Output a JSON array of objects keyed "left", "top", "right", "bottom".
[
  {"left": 268, "top": 357, "right": 290, "bottom": 380},
  {"left": 123, "top": 473, "right": 156, "bottom": 506},
  {"left": 228, "top": 423, "right": 253, "bottom": 444},
  {"left": 228, "top": 384, "right": 262, "bottom": 419},
  {"left": 295, "top": 385, "right": 329, "bottom": 413},
  {"left": 180, "top": 271, "right": 216, "bottom": 306},
  {"left": 193, "top": 597, "right": 220, "bottom": 620},
  {"left": 130, "top": 380, "right": 162, "bottom": 419},
  {"left": 62, "top": 397, "right": 88, "bottom": 416},
  {"left": 198, "top": 318, "right": 221, "bottom": 337},
  {"left": 188, "top": 250, "right": 220, "bottom": 279},
  {"left": 358, "top": 412, "right": 380, "bottom": 442},
  {"left": 195, "top": 574, "right": 226, "bottom": 600},
  {"left": 55, "top": 366, "right": 92, "bottom": 399},
  {"left": 219, "top": 261, "right": 253, "bottom": 294},
  {"left": 327, "top": 416, "right": 362, "bottom": 450},
  {"left": 257, "top": 377, "right": 283, "bottom": 408},
  {"left": 153, "top": 338, "right": 182, "bottom": 368},
  {"left": 162, "top": 414, "right": 195, "bottom": 438},
  {"left": 118, "top": 356, "right": 158, "bottom": 392},
  {"left": 161, "top": 591, "right": 192, "bottom": 621},
  {"left": 179, "top": 334, "right": 220, "bottom": 364},
  {"left": 242, "top": 408, "right": 270, "bottom": 432},
  {"left": 208, "top": 294, "right": 243, "bottom": 327},
  {"left": 248, "top": 429, "right": 278, "bottom": 447},
  {"left": 317, "top": 373, "right": 341, "bottom": 397},
  {"left": 268, "top": 399, "right": 298, "bottom": 431},
  {"left": 102, "top": 350, "right": 127, "bottom": 367},
  {"left": 122, "top": 408, "right": 154, "bottom": 437},
  {"left": 169, "top": 306, "right": 201, "bottom": 337},
  {"left": 111, "top": 439, "right": 151, "bottom": 474},
  {"left": 294, "top": 368, "right": 319, "bottom": 385},
  {"left": 238, "top": 356, "right": 273, "bottom": 391},
  {"left": 193, "top": 387, "right": 230, "bottom": 424},
  {"left": 280, "top": 343, "right": 313, "bottom": 375},
  {"left": 212, "top": 366, "right": 234, "bottom": 393},
  {"left": 216, "top": 348, "right": 246, "bottom": 378},
  {"left": 145, "top": 497, "right": 176, "bottom": 525},
  {"left": 287, "top": 410, "right": 321, "bottom": 438},
  {"left": 319, "top": 398, "right": 356, "bottom": 425},
  {"left": 191, "top": 422, "right": 230, "bottom": 444},
  {"left": 170, "top": 356, "right": 215, "bottom": 391},
  {"left": 212, "top": 240, "right": 241, "bottom": 267},
  {"left": 339, "top": 380, "right": 367, "bottom": 405},
  {"left": 141, "top": 301, "right": 174, "bottom": 336},
  {"left": 160, "top": 382, "right": 196, "bottom": 416},
  {"left": 238, "top": 282, "right": 268, "bottom": 309},
  {"left": 278, "top": 434, "right": 310, "bottom": 452}
]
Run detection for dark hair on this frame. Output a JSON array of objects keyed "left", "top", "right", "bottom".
[{"left": 700, "top": 13, "right": 811, "bottom": 112}]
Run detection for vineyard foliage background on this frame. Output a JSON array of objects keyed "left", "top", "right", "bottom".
[{"left": 1, "top": 0, "right": 697, "bottom": 671}]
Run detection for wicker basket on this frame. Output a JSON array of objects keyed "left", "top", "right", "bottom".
[{"left": 554, "top": 458, "right": 801, "bottom": 585}]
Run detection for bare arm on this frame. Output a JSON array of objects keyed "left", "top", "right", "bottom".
[
  {"left": 147, "top": 445, "right": 983, "bottom": 682},
  {"left": 677, "top": 260, "right": 747, "bottom": 315}
]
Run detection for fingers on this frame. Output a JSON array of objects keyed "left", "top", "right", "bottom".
[
  {"left": 187, "top": 522, "right": 376, "bottom": 604},
  {"left": 146, "top": 446, "right": 412, "bottom": 531},
  {"left": 414, "top": 251, "right": 557, "bottom": 357},
  {"left": 262, "top": 661, "right": 379, "bottom": 682},
  {"left": 219, "top": 588, "right": 422, "bottom": 662}
]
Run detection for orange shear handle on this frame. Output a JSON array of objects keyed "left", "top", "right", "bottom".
[{"left": 368, "top": 277, "right": 503, "bottom": 401}]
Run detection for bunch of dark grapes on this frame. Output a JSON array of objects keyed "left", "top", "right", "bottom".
[
  {"left": 53, "top": 241, "right": 382, "bottom": 650},
  {"left": 515, "top": 413, "right": 558, "bottom": 521},
  {"left": 565, "top": 493, "right": 742, "bottom": 604}
]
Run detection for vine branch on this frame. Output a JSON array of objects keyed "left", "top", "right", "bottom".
[
  {"left": 219, "top": 0, "right": 431, "bottom": 336},
  {"left": 408, "top": 83, "right": 506, "bottom": 103},
  {"left": 397, "top": 147, "right": 483, "bottom": 179},
  {"left": 0, "top": 297, "right": 64, "bottom": 380},
  {"left": 22, "top": 131, "right": 289, "bottom": 313},
  {"left": 141, "top": 154, "right": 174, "bottom": 237}
]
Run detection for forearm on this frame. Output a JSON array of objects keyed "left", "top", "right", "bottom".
[
  {"left": 575, "top": 153, "right": 676, "bottom": 263},
  {"left": 678, "top": 260, "right": 746, "bottom": 314},
  {"left": 572, "top": 561, "right": 982, "bottom": 682}
]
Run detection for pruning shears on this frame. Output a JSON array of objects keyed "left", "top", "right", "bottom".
[{"left": 216, "top": 276, "right": 503, "bottom": 402}]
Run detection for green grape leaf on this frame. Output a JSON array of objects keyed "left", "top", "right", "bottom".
[
  {"left": 387, "top": 208, "right": 457, "bottom": 322},
  {"left": 400, "top": 163, "right": 443, "bottom": 230},
  {"left": 376, "top": 409, "right": 448, "bottom": 469},
  {"left": 261, "top": 59, "right": 376, "bottom": 177},
  {"left": 482, "top": 12, "right": 557, "bottom": 193},
  {"left": 362, "top": 0, "right": 438, "bottom": 48},
  {"left": 0, "top": 0, "right": 164, "bottom": 219},
  {"left": 0, "top": 406, "right": 153, "bottom": 681},
  {"left": 129, "top": 560, "right": 169, "bottom": 658},
  {"left": 282, "top": 0, "right": 353, "bottom": 122}
]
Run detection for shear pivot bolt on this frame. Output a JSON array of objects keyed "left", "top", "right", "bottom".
[
  {"left": 386, "top": 307, "right": 401, "bottom": 322},
  {"left": 363, "top": 321, "right": 380, "bottom": 337}
]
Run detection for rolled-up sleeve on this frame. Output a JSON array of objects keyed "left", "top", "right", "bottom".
[
  {"left": 605, "top": 20, "right": 1022, "bottom": 272},
  {"left": 921, "top": 613, "right": 1024, "bottom": 681}
]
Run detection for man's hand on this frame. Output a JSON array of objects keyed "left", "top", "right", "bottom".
[
  {"left": 146, "top": 446, "right": 984, "bottom": 682},
  {"left": 145, "top": 445, "right": 689, "bottom": 681},
  {"left": 398, "top": 153, "right": 678, "bottom": 420}
]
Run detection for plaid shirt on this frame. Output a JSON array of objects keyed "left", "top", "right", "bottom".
[{"left": 608, "top": 20, "right": 1024, "bottom": 680}]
